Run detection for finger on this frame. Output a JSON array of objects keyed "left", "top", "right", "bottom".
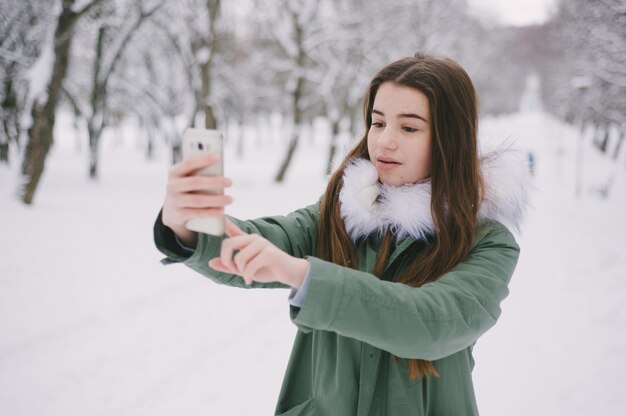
[
  {"left": 208, "top": 258, "right": 238, "bottom": 274},
  {"left": 175, "top": 194, "right": 233, "bottom": 209},
  {"left": 220, "top": 234, "right": 257, "bottom": 272},
  {"left": 233, "top": 238, "right": 266, "bottom": 274},
  {"left": 168, "top": 154, "right": 220, "bottom": 178},
  {"left": 168, "top": 176, "right": 233, "bottom": 194},
  {"left": 217, "top": 253, "right": 253, "bottom": 285},
  {"left": 225, "top": 218, "right": 246, "bottom": 238},
  {"left": 209, "top": 258, "right": 251, "bottom": 286},
  {"left": 241, "top": 247, "right": 272, "bottom": 283}
]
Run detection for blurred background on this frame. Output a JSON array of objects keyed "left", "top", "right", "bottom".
[{"left": 1, "top": 0, "right": 624, "bottom": 415}]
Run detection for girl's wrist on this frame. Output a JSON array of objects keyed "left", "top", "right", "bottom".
[
  {"left": 288, "top": 258, "right": 310, "bottom": 289},
  {"left": 174, "top": 226, "right": 198, "bottom": 249}
]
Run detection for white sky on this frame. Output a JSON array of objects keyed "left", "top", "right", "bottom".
[{"left": 469, "top": 0, "right": 558, "bottom": 26}]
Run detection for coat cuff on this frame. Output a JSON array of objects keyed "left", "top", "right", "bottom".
[
  {"left": 289, "top": 256, "right": 346, "bottom": 332},
  {"left": 288, "top": 260, "right": 312, "bottom": 307},
  {"left": 153, "top": 209, "right": 196, "bottom": 264}
]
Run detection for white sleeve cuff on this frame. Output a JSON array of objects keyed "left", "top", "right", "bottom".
[{"left": 288, "top": 261, "right": 312, "bottom": 308}]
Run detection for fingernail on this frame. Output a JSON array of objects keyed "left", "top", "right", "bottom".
[{"left": 224, "top": 178, "right": 232, "bottom": 186}]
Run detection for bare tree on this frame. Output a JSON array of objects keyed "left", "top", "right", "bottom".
[
  {"left": 148, "top": 0, "right": 224, "bottom": 162},
  {"left": 81, "top": 0, "right": 163, "bottom": 178},
  {"left": 196, "top": 0, "right": 222, "bottom": 130},
  {"left": 0, "top": 0, "right": 53, "bottom": 163},
  {"left": 540, "top": 0, "right": 626, "bottom": 196},
  {"left": 20, "top": 0, "right": 103, "bottom": 205},
  {"left": 125, "top": 33, "right": 189, "bottom": 162},
  {"left": 544, "top": 0, "right": 625, "bottom": 131},
  {"left": 251, "top": 0, "right": 322, "bottom": 182},
  {"left": 111, "top": 10, "right": 197, "bottom": 163},
  {"left": 306, "top": 0, "right": 370, "bottom": 174}
]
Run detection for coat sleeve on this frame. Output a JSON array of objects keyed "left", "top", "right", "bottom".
[
  {"left": 289, "top": 221, "right": 520, "bottom": 360},
  {"left": 153, "top": 201, "right": 320, "bottom": 289}
]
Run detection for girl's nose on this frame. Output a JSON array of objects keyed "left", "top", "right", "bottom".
[{"left": 378, "top": 128, "right": 398, "bottom": 150}]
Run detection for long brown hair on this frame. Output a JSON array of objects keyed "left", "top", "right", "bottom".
[{"left": 317, "top": 53, "right": 484, "bottom": 380}]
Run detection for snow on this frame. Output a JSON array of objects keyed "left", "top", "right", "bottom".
[
  {"left": 1, "top": 109, "right": 625, "bottom": 415},
  {"left": 71, "top": 0, "right": 99, "bottom": 14},
  {"left": 22, "top": 19, "right": 56, "bottom": 131},
  {"left": 196, "top": 47, "right": 211, "bottom": 65}
]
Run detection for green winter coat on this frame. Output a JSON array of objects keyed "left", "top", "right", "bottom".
[{"left": 153, "top": 199, "right": 520, "bottom": 416}]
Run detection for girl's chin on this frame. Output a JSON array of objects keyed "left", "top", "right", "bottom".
[
  {"left": 377, "top": 174, "right": 406, "bottom": 186},
  {"left": 378, "top": 172, "right": 429, "bottom": 186}
]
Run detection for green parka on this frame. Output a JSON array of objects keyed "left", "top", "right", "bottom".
[
  {"left": 154, "top": 146, "right": 530, "bottom": 415},
  {"left": 153, "top": 200, "right": 520, "bottom": 415}
]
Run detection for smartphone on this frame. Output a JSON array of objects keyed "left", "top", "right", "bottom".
[{"left": 181, "top": 127, "right": 225, "bottom": 236}]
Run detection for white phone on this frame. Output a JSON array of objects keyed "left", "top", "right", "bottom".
[{"left": 181, "top": 127, "right": 225, "bottom": 236}]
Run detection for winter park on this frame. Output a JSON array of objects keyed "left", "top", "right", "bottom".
[{"left": 1, "top": 0, "right": 625, "bottom": 415}]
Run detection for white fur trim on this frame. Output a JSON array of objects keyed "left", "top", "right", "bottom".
[
  {"left": 338, "top": 159, "right": 380, "bottom": 241},
  {"left": 378, "top": 182, "right": 435, "bottom": 241},
  {"left": 339, "top": 143, "right": 532, "bottom": 241},
  {"left": 478, "top": 141, "right": 533, "bottom": 232}
]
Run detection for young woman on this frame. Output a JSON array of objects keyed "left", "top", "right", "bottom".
[{"left": 154, "top": 53, "right": 531, "bottom": 415}]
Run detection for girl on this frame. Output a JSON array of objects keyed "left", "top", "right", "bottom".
[{"left": 154, "top": 53, "right": 531, "bottom": 415}]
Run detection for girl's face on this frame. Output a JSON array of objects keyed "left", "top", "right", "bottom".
[{"left": 367, "top": 82, "right": 432, "bottom": 186}]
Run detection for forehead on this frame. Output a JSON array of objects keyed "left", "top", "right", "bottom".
[{"left": 373, "top": 82, "right": 429, "bottom": 118}]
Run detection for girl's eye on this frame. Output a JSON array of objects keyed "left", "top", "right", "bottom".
[
  {"left": 403, "top": 126, "right": 418, "bottom": 133},
  {"left": 371, "top": 121, "right": 384, "bottom": 128}
]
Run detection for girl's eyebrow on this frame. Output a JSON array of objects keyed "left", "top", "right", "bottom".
[{"left": 372, "top": 108, "right": 428, "bottom": 123}]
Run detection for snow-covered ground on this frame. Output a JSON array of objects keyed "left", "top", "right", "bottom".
[{"left": 1, "top": 110, "right": 624, "bottom": 415}]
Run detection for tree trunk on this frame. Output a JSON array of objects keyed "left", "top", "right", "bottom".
[
  {"left": 146, "top": 129, "right": 154, "bottom": 160},
  {"left": 21, "top": 4, "right": 78, "bottom": 204},
  {"left": 594, "top": 127, "right": 610, "bottom": 154},
  {"left": 275, "top": 125, "right": 300, "bottom": 182},
  {"left": 1, "top": 64, "right": 19, "bottom": 163},
  {"left": 275, "top": 17, "right": 304, "bottom": 183},
  {"left": 0, "top": 143, "right": 7, "bottom": 162},
  {"left": 88, "top": 26, "right": 107, "bottom": 179},
  {"left": 201, "top": 60, "right": 217, "bottom": 129},
  {"left": 325, "top": 119, "right": 340, "bottom": 176},
  {"left": 613, "top": 129, "right": 624, "bottom": 161},
  {"left": 197, "top": 0, "right": 221, "bottom": 130},
  {"left": 20, "top": 0, "right": 102, "bottom": 204},
  {"left": 235, "top": 118, "right": 244, "bottom": 158},
  {"left": 87, "top": 3, "right": 161, "bottom": 178},
  {"left": 21, "top": 101, "right": 52, "bottom": 204}
]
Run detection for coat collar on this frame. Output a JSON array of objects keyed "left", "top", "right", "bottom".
[{"left": 338, "top": 142, "right": 533, "bottom": 242}]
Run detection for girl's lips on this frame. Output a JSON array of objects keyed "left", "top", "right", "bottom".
[
  {"left": 377, "top": 156, "right": 401, "bottom": 164},
  {"left": 375, "top": 158, "right": 402, "bottom": 170}
]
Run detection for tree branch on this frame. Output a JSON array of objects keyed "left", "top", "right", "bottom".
[{"left": 73, "top": 0, "right": 105, "bottom": 20}]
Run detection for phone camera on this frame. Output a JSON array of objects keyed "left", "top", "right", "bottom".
[{"left": 198, "top": 142, "right": 204, "bottom": 150}]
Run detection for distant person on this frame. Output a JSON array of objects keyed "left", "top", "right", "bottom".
[
  {"left": 154, "top": 53, "right": 531, "bottom": 415},
  {"left": 528, "top": 151, "right": 536, "bottom": 176}
]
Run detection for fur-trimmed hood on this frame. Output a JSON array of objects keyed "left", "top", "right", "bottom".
[{"left": 339, "top": 142, "right": 533, "bottom": 242}]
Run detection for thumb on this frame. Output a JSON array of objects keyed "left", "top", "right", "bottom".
[{"left": 225, "top": 217, "right": 246, "bottom": 238}]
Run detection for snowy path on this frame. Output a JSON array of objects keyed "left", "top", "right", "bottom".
[
  {"left": 473, "top": 115, "right": 626, "bottom": 415},
  {"left": 1, "top": 112, "right": 625, "bottom": 415}
]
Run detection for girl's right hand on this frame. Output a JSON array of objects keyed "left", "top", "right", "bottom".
[{"left": 161, "top": 153, "right": 233, "bottom": 248}]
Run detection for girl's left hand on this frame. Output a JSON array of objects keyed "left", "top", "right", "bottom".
[{"left": 208, "top": 219, "right": 310, "bottom": 288}]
